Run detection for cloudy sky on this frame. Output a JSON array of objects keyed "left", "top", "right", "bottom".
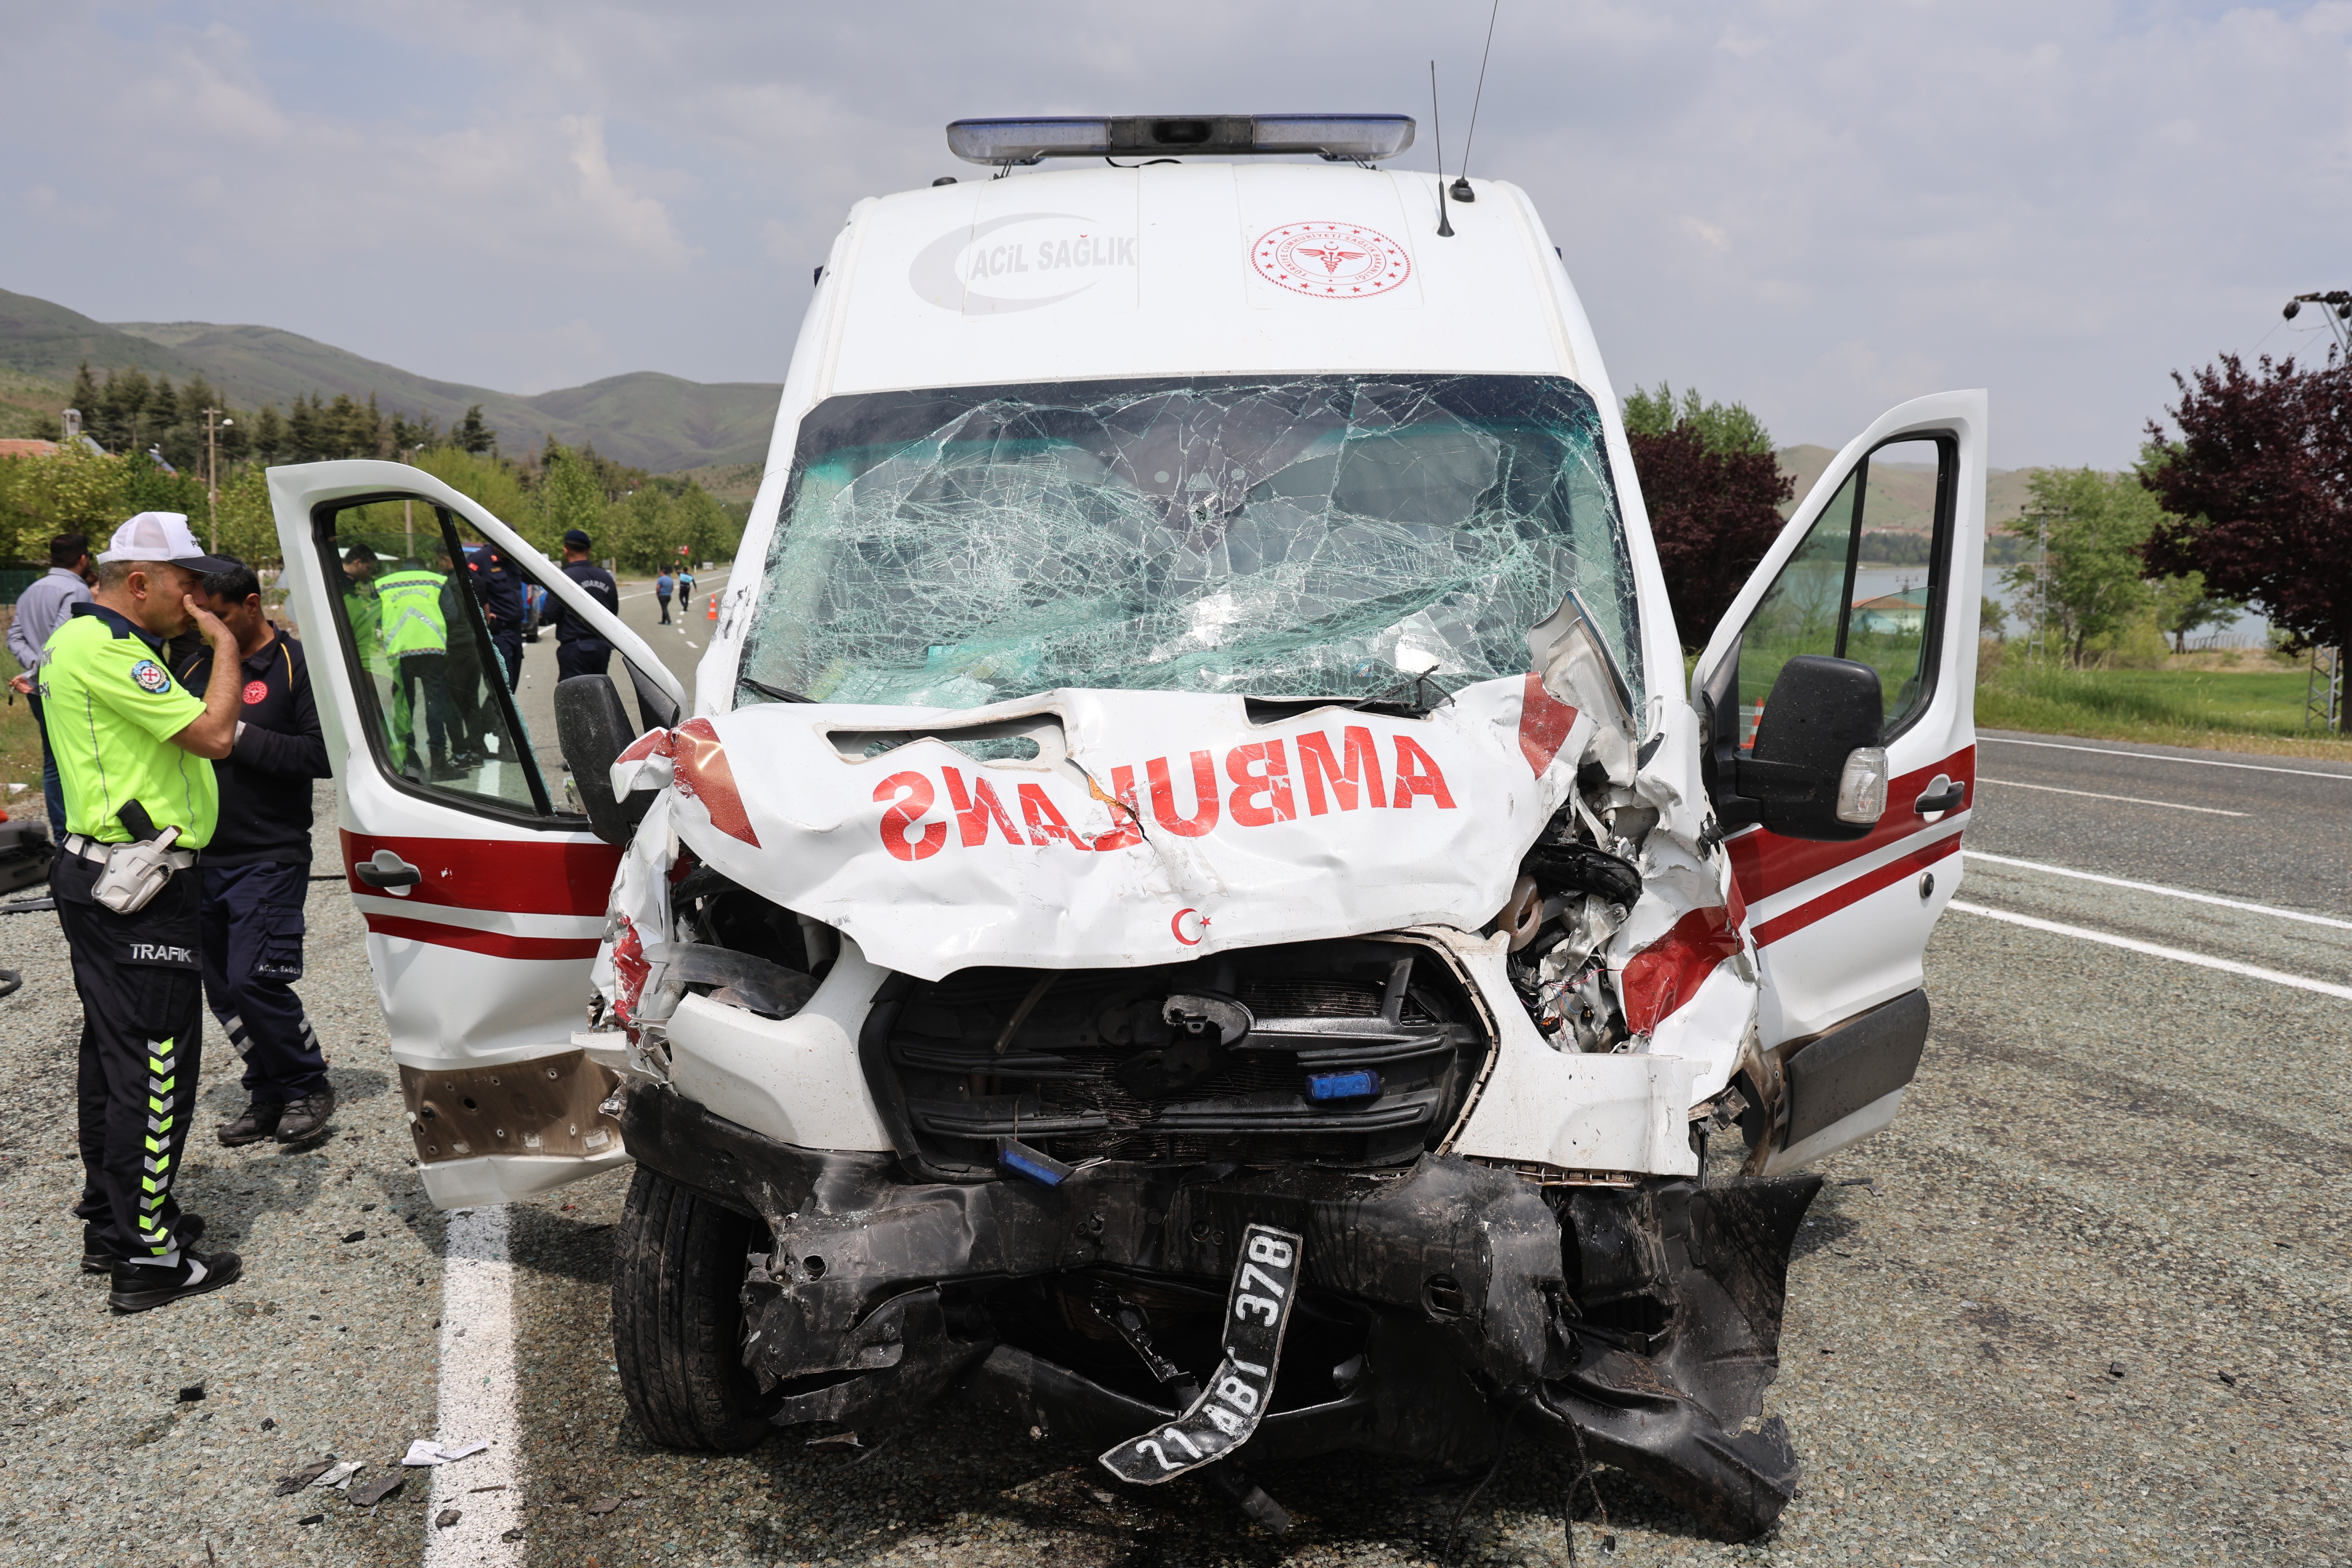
[{"left": 5, "top": 1, "right": 2347, "bottom": 466}]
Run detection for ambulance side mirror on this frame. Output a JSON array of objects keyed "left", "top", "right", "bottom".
[
  {"left": 1724, "top": 655, "right": 1887, "bottom": 843},
  {"left": 555, "top": 675, "right": 650, "bottom": 847}
]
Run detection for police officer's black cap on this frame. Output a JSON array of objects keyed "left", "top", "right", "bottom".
[{"left": 563, "top": 529, "right": 593, "bottom": 549}]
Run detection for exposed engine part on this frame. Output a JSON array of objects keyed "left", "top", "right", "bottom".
[{"left": 867, "top": 937, "right": 1490, "bottom": 1175}]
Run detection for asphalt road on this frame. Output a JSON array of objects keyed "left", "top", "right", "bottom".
[
  {"left": 0, "top": 729, "right": 2345, "bottom": 1566},
  {"left": 506, "top": 567, "right": 733, "bottom": 790}
]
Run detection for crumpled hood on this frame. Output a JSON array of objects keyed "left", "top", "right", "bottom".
[{"left": 613, "top": 675, "right": 1590, "bottom": 981}]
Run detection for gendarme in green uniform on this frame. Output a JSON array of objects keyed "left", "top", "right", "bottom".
[
  {"left": 41, "top": 602, "right": 219, "bottom": 848},
  {"left": 376, "top": 566, "right": 449, "bottom": 657}
]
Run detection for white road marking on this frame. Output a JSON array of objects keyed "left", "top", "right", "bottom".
[
  {"left": 1949, "top": 900, "right": 2352, "bottom": 1002},
  {"left": 425, "top": 1205, "right": 524, "bottom": 1567},
  {"left": 1976, "top": 777, "right": 2245, "bottom": 816},
  {"left": 1980, "top": 735, "right": 2352, "bottom": 780},
  {"left": 1962, "top": 851, "right": 2352, "bottom": 931}
]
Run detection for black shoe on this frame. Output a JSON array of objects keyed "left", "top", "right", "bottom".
[
  {"left": 274, "top": 1087, "right": 337, "bottom": 1145},
  {"left": 218, "top": 1100, "right": 284, "bottom": 1147},
  {"left": 82, "top": 1213, "right": 205, "bottom": 1274},
  {"left": 109, "top": 1249, "right": 242, "bottom": 1314}
]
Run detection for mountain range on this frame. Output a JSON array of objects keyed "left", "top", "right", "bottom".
[
  {"left": 0, "top": 287, "right": 781, "bottom": 473},
  {"left": 2, "top": 287, "right": 2040, "bottom": 523}
]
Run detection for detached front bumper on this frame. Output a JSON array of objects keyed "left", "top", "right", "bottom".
[{"left": 622, "top": 1082, "right": 1819, "bottom": 1541}]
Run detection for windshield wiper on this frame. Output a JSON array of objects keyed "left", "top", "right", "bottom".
[
  {"left": 1354, "top": 671, "right": 1454, "bottom": 718},
  {"left": 739, "top": 677, "right": 817, "bottom": 705}
]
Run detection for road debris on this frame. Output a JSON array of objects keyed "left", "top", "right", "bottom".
[
  {"left": 177, "top": 1383, "right": 205, "bottom": 1403},
  {"left": 274, "top": 1456, "right": 338, "bottom": 1495},
  {"left": 350, "top": 1471, "right": 405, "bottom": 1507},
  {"left": 435, "top": 1508, "right": 462, "bottom": 1528},
  {"left": 403, "top": 1437, "right": 491, "bottom": 1466},
  {"left": 314, "top": 1459, "right": 365, "bottom": 1490}
]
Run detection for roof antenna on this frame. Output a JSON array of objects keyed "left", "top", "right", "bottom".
[
  {"left": 1453, "top": 0, "right": 1499, "bottom": 203},
  {"left": 1429, "top": 60, "right": 1455, "bottom": 238}
]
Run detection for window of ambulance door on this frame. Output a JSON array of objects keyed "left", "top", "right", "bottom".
[
  {"left": 314, "top": 497, "right": 575, "bottom": 821},
  {"left": 1735, "top": 436, "right": 1955, "bottom": 748}
]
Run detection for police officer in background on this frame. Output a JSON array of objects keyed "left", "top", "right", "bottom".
[
  {"left": 172, "top": 559, "right": 338, "bottom": 1148},
  {"left": 467, "top": 543, "right": 527, "bottom": 693},
  {"left": 5, "top": 532, "right": 95, "bottom": 829},
  {"left": 41, "top": 512, "right": 246, "bottom": 1312},
  {"left": 549, "top": 528, "right": 621, "bottom": 680}
]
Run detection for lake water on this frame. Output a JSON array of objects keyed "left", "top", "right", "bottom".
[{"left": 1853, "top": 564, "right": 2271, "bottom": 647}]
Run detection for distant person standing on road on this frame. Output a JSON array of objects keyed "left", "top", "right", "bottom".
[
  {"left": 654, "top": 567, "right": 674, "bottom": 624},
  {"left": 172, "top": 559, "right": 337, "bottom": 1148},
  {"left": 6, "top": 532, "right": 96, "bottom": 829},
  {"left": 676, "top": 565, "right": 697, "bottom": 626},
  {"left": 550, "top": 529, "right": 621, "bottom": 680},
  {"left": 44, "top": 512, "right": 246, "bottom": 1312}
]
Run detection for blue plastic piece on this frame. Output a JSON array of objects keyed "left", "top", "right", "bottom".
[
  {"left": 996, "top": 1136, "right": 1073, "bottom": 1187},
  {"left": 1307, "top": 1069, "right": 1382, "bottom": 1102}
]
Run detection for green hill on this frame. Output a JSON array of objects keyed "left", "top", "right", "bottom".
[
  {"left": 0, "top": 287, "right": 780, "bottom": 472},
  {"left": 1777, "top": 443, "right": 2036, "bottom": 534}
]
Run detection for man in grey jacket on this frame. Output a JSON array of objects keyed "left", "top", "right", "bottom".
[{"left": 6, "top": 533, "right": 96, "bottom": 828}]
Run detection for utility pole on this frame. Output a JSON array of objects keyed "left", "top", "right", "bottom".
[
  {"left": 2281, "top": 292, "right": 2345, "bottom": 729},
  {"left": 2307, "top": 647, "right": 2344, "bottom": 734},
  {"left": 2281, "top": 291, "right": 2351, "bottom": 358},
  {"left": 201, "top": 407, "right": 232, "bottom": 551}
]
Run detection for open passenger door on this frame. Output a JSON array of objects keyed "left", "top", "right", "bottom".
[
  {"left": 1691, "top": 390, "right": 1987, "bottom": 1171},
  {"left": 269, "top": 461, "right": 686, "bottom": 1206}
]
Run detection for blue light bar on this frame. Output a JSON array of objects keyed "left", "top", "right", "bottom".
[
  {"left": 1307, "top": 1069, "right": 1383, "bottom": 1102},
  {"left": 947, "top": 115, "right": 1415, "bottom": 167}
]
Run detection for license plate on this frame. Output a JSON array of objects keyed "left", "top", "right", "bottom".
[{"left": 1098, "top": 1222, "right": 1302, "bottom": 1485}]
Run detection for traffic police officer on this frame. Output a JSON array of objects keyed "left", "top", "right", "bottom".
[
  {"left": 549, "top": 528, "right": 621, "bottom": 680},
  {"left": 42, "top": 512, "right": 246, "bottom": 1313},
  {"left": 375, "top": 548, "right": 461, "bottom": 777}
]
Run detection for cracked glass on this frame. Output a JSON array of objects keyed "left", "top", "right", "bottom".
[{"left": 738, "top": 374, "right": 1642, "bottom": 717}]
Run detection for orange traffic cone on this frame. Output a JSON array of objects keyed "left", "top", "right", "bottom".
[{"left": 706, "top": 595, "right": 718, "bottom": 621}]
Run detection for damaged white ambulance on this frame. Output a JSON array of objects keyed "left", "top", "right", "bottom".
[{"left": 271, "top": 114, "right": 1982, "bottom": 1540}]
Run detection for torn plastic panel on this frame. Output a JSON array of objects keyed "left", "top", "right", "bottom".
[
  {"left": 624, "top": 1083, "right": 1818, "bottom": 1541},
  {"left": 735, "top": 375, "right": 1644, "bottom": 720}
]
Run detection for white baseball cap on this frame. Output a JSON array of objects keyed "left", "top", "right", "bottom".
[{"left": 96, "top": 512, "right": 238, "bottom": 573}]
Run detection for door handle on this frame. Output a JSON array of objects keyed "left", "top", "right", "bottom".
[
  {"left": 1913, "top": 776, "right": 1967, "bottom": 815},
  {"left": 355, "top": 849, "right": 423, "bottom": 890}
]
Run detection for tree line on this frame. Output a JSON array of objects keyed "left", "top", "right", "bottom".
[{"left": 4, "top": 362, "right": 740, "bottom": 577}]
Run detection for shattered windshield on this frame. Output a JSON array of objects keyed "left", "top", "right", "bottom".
[{"left": 737, "top": 374, "right": 1642, "bottom": 714}]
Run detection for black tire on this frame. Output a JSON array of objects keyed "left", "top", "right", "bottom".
[{"left": 611, "top": 1166, "right": 777, "bottom": 1450}]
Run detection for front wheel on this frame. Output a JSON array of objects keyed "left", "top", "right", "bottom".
[{"left": 611, "top": 1167, "right": 777, "bottom": 1450}]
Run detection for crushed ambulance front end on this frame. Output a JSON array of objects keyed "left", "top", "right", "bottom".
[{"left": 560, "top": 144, "right": 1972, "bottom": 1543}]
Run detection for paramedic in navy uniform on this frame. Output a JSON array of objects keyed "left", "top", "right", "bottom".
[
  {"left": 549, "top": 527, "right": 621, "bottom": 680},
  {"left": 173, "top": 558, "right": 338, "bottom": 1147}
]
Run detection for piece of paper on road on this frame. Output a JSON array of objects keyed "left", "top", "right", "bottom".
[{"left": 405, "top": 1438, "right": 492, "bottom": 1466}]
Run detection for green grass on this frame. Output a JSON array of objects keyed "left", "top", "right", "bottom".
[{"left": 1976, "top": 659, "right": 2352, "bottom": 758}]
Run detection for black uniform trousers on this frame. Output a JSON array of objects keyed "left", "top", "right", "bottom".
[
  {"left": 490, "top": 629, "right": 524, "bottom": 693},
  {"left": 556, "top": 639, "right": 612, "bottom": 681},
  {"left": 200, "top": 861, "right": 328, "bottom": 1104},
  {"left": 54, "top": 851, "right": 205, "bottom": 1267}
]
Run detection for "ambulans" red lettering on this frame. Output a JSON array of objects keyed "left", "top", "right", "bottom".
[
  {"left": 874, "top": 771, "right": 945, "bottom": 861},
  {"left": 873, "top": 728, "right": 1452, "bottom": 857}
]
